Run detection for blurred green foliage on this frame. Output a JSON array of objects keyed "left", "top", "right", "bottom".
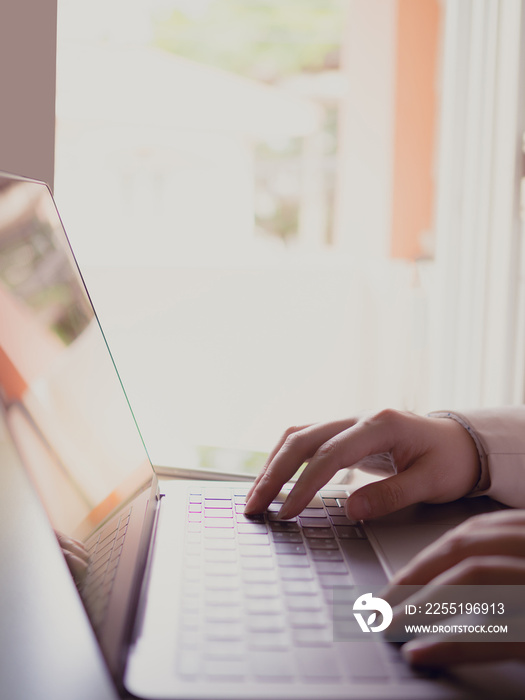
[{"left": 154, "top": 0, "right": 345, "bottom": 81}]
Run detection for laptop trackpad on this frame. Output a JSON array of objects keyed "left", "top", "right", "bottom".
[{"left": 364, "top": 496, "right": 505, "bottom": 576}]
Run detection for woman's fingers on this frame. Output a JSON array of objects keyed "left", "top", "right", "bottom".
[
  {"left": 386, "top": 555, "right": 525, "bottom": 634},
  {"left": 56, "top": 532, "right": 89, "bottom": 563},
  {"left": 244, "top": 418, "right": 359, "bottom": 514},
  {"left": 245, "top": 423, "right": 312, "bottom": 503},
  {"left": 390, "top": 521, "right": 525, "bottom": 588},
  {"left": 345, "top": 457, "right": 445, "bottom": 521},
  {"left": 62, "top": 550, "right": 89, "bottom": 586},
  {"left": 245, "top": 409, "right": 480, "bottom": 519}
]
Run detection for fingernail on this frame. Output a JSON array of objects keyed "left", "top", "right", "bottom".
[
  {"left": 347, "top": 493, "right": 371, "bottom": 520},
  {"left": 243, "top": 495, "right": 258, "bottom": 514},
  {"left": 277, "top": 501, "right": 292, "bottom": 520}
]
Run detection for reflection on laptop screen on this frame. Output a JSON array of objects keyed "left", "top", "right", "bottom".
[{"left": 0, "top": 174, "right": 151, "bottom": 538}]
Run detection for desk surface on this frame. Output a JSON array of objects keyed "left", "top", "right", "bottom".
[{"left": 0, "top": 430, "right": 119, "bottom": 700}]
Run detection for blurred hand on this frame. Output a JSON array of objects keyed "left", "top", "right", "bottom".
[
  {"left": 244, "top": 409, "right": 480, "bottom": 521},
  {"left": 383, "top": 509, "right": 525, "bottom": 667},
  {"left": 56, "top": 532, "right": 89, "bottom": 586}
]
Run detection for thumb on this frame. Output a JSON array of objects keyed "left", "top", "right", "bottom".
[{"left": 345, "top": 465, "right": 434, "bottom": 521}]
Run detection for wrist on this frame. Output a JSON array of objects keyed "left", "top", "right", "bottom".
[{"left": 429, "top": 411, "right": 488, "bottom": 494}]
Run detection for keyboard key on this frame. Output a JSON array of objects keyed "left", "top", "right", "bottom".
[
  {"left": 276, "top": 555, "right": 310, "bottom": 568},
  {"left": 266, "top": 502, "right": 282, "bottom": 512},
  {"left": 326, "top": 506, "right": 346, "bottom": 516},
  {"left": 240, "top": 557, "right": 275, "bottom": 570},
  {"left": 247, "top": 632, "right": 289, "bottom": 651},
  {"left": 206, "top": 621, "right": 243, "bottom": 641},
  {"left": 188, "top": 513, "right": 203, "bottom": 522},
  {"left": 251, "top": 650, "right": 294, "bottom": 679},
  {"left": 293, "top": 627, "right": 332, "bottom": 647},
  {"left": 204, "top": 538, "right": 236, "bottom": 550},
  {"left": 282, "top": 580, "right": 318, "bottom": 595},
  {"left": 204, "top": 518, "right": 234, "bottom": 528},
  {"left": 307, "top": 538, "right": 339, "bottom": 550},
  {"left": 299, "top": 515, "right": 330, "bottom": 528},
  {"left": 238, "top": 534, "right": 270, "bottom": 545},
  {"left": 204, "top": 641, "right": 244, "bottom": 659},
  {"left": 203, "top": 562, "right": 239, "bottom": 577},
  {"left": 204, "top": 488, "right": 232, "bottom": 499},
  {"left": 203, "top": 528, "right": 235, "bottom": 539},
  {"left": 310, "top": 549, "right": 344, "bottom": 562},
  {"left": 237, "top": 523, "right": 268, "bottom": 535},
  {"left": 242, "top": 569, "right": 277, "bottom": 583},
  {"left": 270, "top": 531, "right": 303, "bottom": 543},
  {"left": 205, "top": 659, "right": 245, "bottom": 680},
  {"left": 330, "top": 515, "right": 359, "bottom": 526},
  {"left": 303, "top": 527, "right": 334, "bottom": 539},
  {"left": 314, "top": 561, "right": 348, "bottom": 574},
  {"left": 204, "top": 550, "right": 237, "bottom": 563},
  {"left": 204, "top": 498, "right": 232, "bottom": 510},
  {"left": 245, "top": 598, "right": 283, "bottom": 614},
  {"left": 286, "top": 594, "right": 323, "bottom": 612},
  {"left": 186, "top": 533, "right": 201, "bottom": 544},
  {"left": 299, "top": 517, "right": 331, "bottom": 527},
  {"left": 269, "top": 521, "right": 300, "bottom": 532},
  {"left": 279, "top": 567, "right": 314, "bottom": 581},
  {"left": 333, "top": 525, "right": 364, "bottom": 539},
  {"left": 205, "top": 577, "right": 240, "bottom": 591},
  {"left": 339, "top": 641, "right": 389, "bottom": 680},
  {"left": 244, "top": 583, "right": 280, "bottom": 598},
  {"left": 179, "top": 629, "right": 201, "bottom": 648},
  {"left": 189, "top": 495, "right": 203, "bottom": 504},
  {"left": 318, "top": 574, "right": 352, "bottom": 588},
  {"left": 236, "top": 513, "right": 265, "bottom": 524},
  {"left": 247, "top": 615, "right": 285, "bottom": 633},
  {"left": 204, "top": 605, "right": 242, "bottom": 623},
  {"left": 239, "top": 545, "right": 271, "bottom": 557},
  {"left": 205, "top": 589, "right": 239, "bottom": 605},
  {"left": 319, "top": 490, "right": 348, "bottom": 501},
  {"left": 320, "top": 497, "right": 338, "bottom": 508},
  {"left": 204, "top": 509, "right": 233, "bottom": 518},
  {"left": 274, "top": 543, "right": 306, "bottom": 555},
  {"left": 296, "top": 647, "right": 341, "bottom": 680},
  {"left": 178, "top": 651, "right": 200, "bottom": 678},
  {"left": 269, "top": 491, "right": 289, "bottom": 503},
  {"left": 299, "top": 508, "right": 326, "bottom": 518},
  {"left": 267, "top": 512, "right": 297, "bottom": 522},
  {"left": 289, "top": 611, "right": 328, "bottom": 629},
  {"left": 181, "top": 613, "right": 201, "bottom": 629}
]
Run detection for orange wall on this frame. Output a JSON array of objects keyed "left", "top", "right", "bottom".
[{"left": 390, "top": 0, "right": 441, "bottom": 259}]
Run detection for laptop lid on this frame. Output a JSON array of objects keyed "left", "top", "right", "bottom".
[{"left": 0, "top": 171, "right": 164, "bottom": 681}]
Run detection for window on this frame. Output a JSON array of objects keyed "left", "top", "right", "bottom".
[{"left": 55, "top": 0, "right": 525, "bottom": 458}]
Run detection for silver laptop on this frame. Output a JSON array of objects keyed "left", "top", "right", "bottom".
[{"left": 0, "top": 171, "right": 507, "bottom": 699}]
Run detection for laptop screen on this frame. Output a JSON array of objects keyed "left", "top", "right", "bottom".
[{"left": 0, "top": 173, "right": 152, "bottom": 539}]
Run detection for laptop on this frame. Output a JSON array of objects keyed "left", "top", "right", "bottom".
[{"left": 0, "top": 170, "right": 511, "bottom": 699}]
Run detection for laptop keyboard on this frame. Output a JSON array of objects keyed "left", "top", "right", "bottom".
[
  {"left": 177, "top": 486, "right": 422, "bottom": 685},
  {"left": 81, "top": 507, "right": 132, "bottom": 630}
]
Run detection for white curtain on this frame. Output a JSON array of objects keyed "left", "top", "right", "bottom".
[{"left": 428, "top": 0, "right": 525, "bottom": 409}]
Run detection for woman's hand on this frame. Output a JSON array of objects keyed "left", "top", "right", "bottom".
[
  {"left": 383, "top": 510, "right": 525, "bottom": 667},
  {"left": 56, "top": 532, "right": 89, "bottom": 586},
  {"left": 244, "top": 409, "right": 480, "bottom": 521}
]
